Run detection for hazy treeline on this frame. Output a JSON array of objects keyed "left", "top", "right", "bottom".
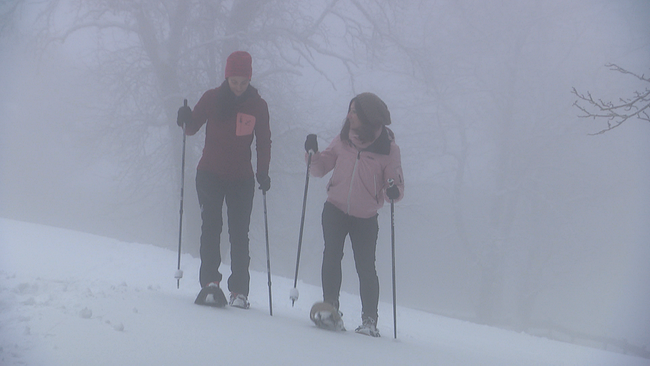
[{"left": 1, "top": 0, "right": 649, "bottom": 351}]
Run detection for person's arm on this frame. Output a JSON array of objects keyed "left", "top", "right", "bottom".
[
  {"left": 255, "top": 101, "right": 272, "bottom": 182},
  {"left": 309, "top": 135, "right": 340, "bottom": 178},
  {"left": 185, "top": 90, "right": 213, "bottom": 136}
]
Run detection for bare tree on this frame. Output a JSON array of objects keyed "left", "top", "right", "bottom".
[
  {"left": 387, "top": 0, "right": 610, "bottom": 333},
  {"left": 5, "top": 0, "right": 404, "bottom": 248},
  {"left": 0, "top": 1, "right": 21, "bottom": 35},
  {"left": 572, "top": 64, "right": 650, "bottom": 135}
]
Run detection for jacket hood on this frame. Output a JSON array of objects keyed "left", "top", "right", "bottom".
[
  {"left": 215, "top": 80, "right": 260, "bottom": 119},
  {"left": 354, "top": 126, "right": 393, "bottom": 155}
]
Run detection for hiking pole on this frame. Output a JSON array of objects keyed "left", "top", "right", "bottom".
[
  {"left": 263, "top": 190, "right": 273, "bottom": 316},
  {"left": 174, "top": 99, "right": 188, "bottom": 289},
  {"left": 388, "top": 178, "right": 397, "bottom": 339},
  {"left": 290, "top": 151, "right": 313, "bottom": 306}
]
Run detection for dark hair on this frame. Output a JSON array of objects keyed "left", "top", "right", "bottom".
[{"left": 340, "top": 96, "right": 382, "bottom": 143}]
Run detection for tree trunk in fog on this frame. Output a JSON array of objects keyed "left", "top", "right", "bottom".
[
  {"left": 221, "top": 0, "right": 265, "bottom": 58},
  {"left": 514, "top": 276, "right": 536, "bottom": 332},
  {"left": 476, "top": 265, "right": 501, "bottom": 325},
  {"left": 475, "top": 32, "right": 524, "bottom": 324},
  {"left": 135, "top": 1, "right": 189, "bottom": 117}
]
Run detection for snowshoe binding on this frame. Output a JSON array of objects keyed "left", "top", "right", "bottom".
[
  {"left": 194, "top": 282, "right": 227, "bottom": 308},
  {"left": 310, "top": 302, "right": 345, "bottom": 331},
  {"left": 355, "top": 316, "right": 380, "bottom": 337},
  {"left": 229, "top": 293, "right": 250, "bottom": 309}
]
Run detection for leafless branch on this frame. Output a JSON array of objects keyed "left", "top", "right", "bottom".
[{"left": 572, "top": 64, "right": 650, "bottom": 135}]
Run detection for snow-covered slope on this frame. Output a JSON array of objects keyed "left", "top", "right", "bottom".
[{"left": 1, "top": 218, "right": 647, "bottom": 366}]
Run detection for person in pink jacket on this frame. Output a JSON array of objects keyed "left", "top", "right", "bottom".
[{"left": 304, "top": 92, "right": 404, "bottom": 337}]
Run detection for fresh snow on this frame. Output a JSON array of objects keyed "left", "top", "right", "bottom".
[{"left": 1, "top": 218, "right": 648, "bottom": 366}]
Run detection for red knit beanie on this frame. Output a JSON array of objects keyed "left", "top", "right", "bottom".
[{"left": 225, "top": 51, "right": 252, "bottom": 79}]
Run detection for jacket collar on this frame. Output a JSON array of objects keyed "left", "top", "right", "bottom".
[{"left": 358, "top": 126, "right": 391, "bottom": 155}]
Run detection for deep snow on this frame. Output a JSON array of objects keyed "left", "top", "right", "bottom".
[{"left": 1, "top": 218, "right": 648, "bottom": 366}]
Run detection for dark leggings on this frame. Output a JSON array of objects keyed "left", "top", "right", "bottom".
[
  {"left": 321, "top": 201, "right": 379, "bottom": 321},
  {"left": 196, "top": 170, "right": 254, "bottom": 295}
]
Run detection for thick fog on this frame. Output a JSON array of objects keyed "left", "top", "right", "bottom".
[{"left": 1, "top": 0, "right": 649, "bottom": 355}]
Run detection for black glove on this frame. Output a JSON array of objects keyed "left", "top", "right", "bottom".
[
  {"left": 386, "top": 184, "right": 400, "bottom": 200},
  {"left": 257, "top": 174, "right": 271, "bottom": 192},
  {"left": 177, "top": 99, "right": 192, "bottom": 127},
  {"left": 305, "top": 134, "right": 318, "bottom": 153}
]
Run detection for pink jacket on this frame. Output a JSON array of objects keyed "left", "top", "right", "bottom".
[{"left": 309, "top": 127, "right": 404, "bottom": 219}]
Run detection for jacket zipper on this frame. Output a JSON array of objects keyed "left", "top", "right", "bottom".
[
  {"left": 346, "top": 150, "right": 361, "bottom": 214},
  {"left": 374, "top": 174, "right": 379, "bottom": 204}
]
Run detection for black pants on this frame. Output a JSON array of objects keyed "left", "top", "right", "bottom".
[
  {"left": 196, "top": 170, "right": 254, "bottom": 295},
  {"left": 321, "top": 201, "right": 380, "bottom": 321}
]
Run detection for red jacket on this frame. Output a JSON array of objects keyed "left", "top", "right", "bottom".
[{"left": 185, "top": 82, "right": 271, "bottom": 181}]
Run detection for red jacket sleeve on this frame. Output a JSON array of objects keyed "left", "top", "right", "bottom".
[
  {"left": 255, "top": 100, "right": 271, "bottom": 178},
  {"left": 185, "top": 89, "right": 217, "bottom": 136}
]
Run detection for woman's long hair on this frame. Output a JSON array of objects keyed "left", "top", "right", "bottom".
[{"left": 340, "top": 96, "right": 382, "bottom": 144}]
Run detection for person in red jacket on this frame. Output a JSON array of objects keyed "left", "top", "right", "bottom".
[
  {"left": 304, "top": 92, "right": 404, "bottom": 337},
  {"left": 177, "top": 51, "right": 271, "bottom": 309}
]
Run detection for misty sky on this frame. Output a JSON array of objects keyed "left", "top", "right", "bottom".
[{"left": 1, "top": 0, "right": 649, "bottom": 353}]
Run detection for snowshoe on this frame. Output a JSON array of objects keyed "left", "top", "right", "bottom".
[
  {"left": 194, "top": 282, "right": 227, "bottom": 308},
  {"left": 354, "top": 316, "right": 380, "bottom": 337},
  {"left": 229, "top": 293, "right": 250, "bottom": 309},
  {"left": 310, "top": 302, "right": 345, "bottom": 331}
]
